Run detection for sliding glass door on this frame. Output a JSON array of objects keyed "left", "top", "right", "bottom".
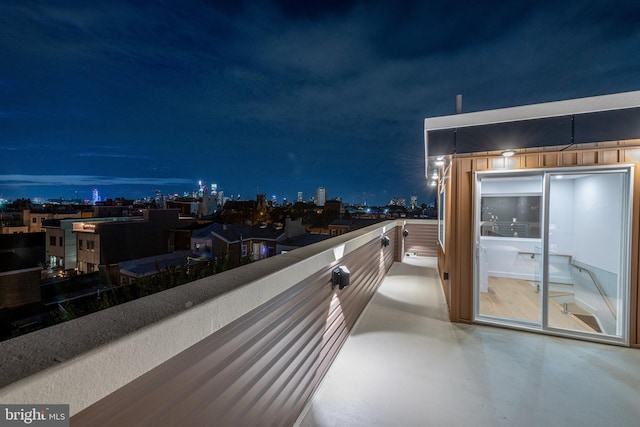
[
  {"left": 475, "top": 166, "right": 631, "bottom": 344},
  {"left": 545, "top": 171, "right": 629, "bottom": 338},
  {"left": 476, "top": 173, "right": 544, "bottom": 327}
]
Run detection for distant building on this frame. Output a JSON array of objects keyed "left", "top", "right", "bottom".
[
  {"left": 323, "top": 199, "right": 343, "bottom": 217},
  {"left": 276, "top": 218, "right": 333, "bottom": 254},
  {"left": 410, "top": 196, "right": 418, "bottom": 209},
  {"left": 73, "top": 209, "right": 184, "bottom": 274},
  {"left": 328, "top": 218, "right": 384, "bottom": 236},
  {"left": 316, "top": 187, "right": 327, "bottom": 207},
  {"left": 192, "top": 222, "right": 286, "bottom": 266},
  {"left": 23, "top": 207, "right": 86, "bottom": 233},
  {"left": 388, "top": 197, "right": 406, "bottom": 207},
  {"left": 257, "top": 194, "right": 267, "bottom": 212},
  {"left": 43, "top": 216, "right": 135, "bottom": 272},
  {"left": 91, "top": 188, "right": 101, "bottom": 205},
  {"left": 221, "top": 199, "right": 258, "bottom": 225},
  {"left": 166, "top": 199, "right": 199, "bottom": 216},
  {"left": 0, "top": 209, "right": 28, "bottom": 234},
  {"left": 297, "top": 192, "right": 303, "bottom": 202},
  {"left": 92, "top": 205, "right": 136, "bottom": 218},
  {"left": 118, "top": 251, "right": 192, "bottom": 286},
  {"left": 0, "top": 232, "right": 45, "bottom": 309}
]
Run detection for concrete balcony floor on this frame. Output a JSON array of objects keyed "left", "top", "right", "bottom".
[{"left": 296, "top": 256, "right": 640, "bottom": 427}]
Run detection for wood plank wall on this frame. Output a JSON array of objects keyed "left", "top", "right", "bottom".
[
  {"left": 440, "top": 141, "right": 640, "bottom": 348},
  {"left": 72, "top": 229, "right": 399, "bottom": 426},
  {"left": 403, "top": 222, "right": 438, "bottom": 257}
]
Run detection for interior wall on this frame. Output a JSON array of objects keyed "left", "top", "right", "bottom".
[
  {"left": 573, "top": 173, "right": 623, "bottom": 274},
  {"left": 482, "top": 178, "right": 542, "bottom": 195},
  {"left": 548, "top": 179, "right": 575, "bottom": 255},
  {"left": 480, "top": 237, "right": 542, "bottom": 282}
]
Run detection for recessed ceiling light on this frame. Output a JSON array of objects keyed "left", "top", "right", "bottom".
[{"left": 502, "top": 150, "right": 515, "bottom": 157}]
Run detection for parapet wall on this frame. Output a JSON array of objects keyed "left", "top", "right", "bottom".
[{"left": 0, "top": 219, "right": 437, "bottom": 419}]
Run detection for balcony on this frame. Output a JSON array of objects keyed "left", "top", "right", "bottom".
[
  {"left": 2, "top": 219, "right": 639, "bottom": 426},
  {"left": 297, "top": 255, "right": 640, "bottom": 426}
]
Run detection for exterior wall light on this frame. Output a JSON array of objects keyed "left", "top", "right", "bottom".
[
  {"left": 332, "top": 266, "right": 350, "bottom": 290},
  {"left": 381, "top": 236, "right": 390, "bottom": 247},
  {"left": 403, "top": 229, "right": 409, "bottom": 238},
  {"left": 501, "top": 150, "right": 516, "bottom": 157}
]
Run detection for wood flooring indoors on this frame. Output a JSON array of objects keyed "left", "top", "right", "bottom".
[{"left": 479, "top": 276, "right": 597, "bottom": 332}]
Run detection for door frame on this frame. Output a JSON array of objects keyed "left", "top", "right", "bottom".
[{"left": 473, "top": 165, "right": 633, "bottom": 346}]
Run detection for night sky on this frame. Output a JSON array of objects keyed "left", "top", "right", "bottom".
[{"left": 1, "top": 1, "right": 639, "bottom": 206}]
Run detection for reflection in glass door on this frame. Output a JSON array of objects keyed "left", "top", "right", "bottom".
[
  {"left": 475, "top": 167, "right": 631, "bottom": 344},
  {"left": 476, "top": 174, "right": 544, "bottom": 326},
  {"left": 546, "top": 171, "right": 629, "bottom": 339}
]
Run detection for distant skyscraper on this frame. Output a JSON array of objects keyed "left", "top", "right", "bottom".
[
  {"left": 389, "top": 197, "right": 406, "bottom": 207},
  {"left": 91, "top": 188, "right": 100, "bottom": 205},
  {"left": 297, "top": 192, "right": 303, "bottom": 202},
  {"left": 316, "top": 187, "right": 327, "bottom": 207},
  {"left": 410, "top": 196, "right": 418, "bottom": 209},
  {"left": 257, "top": 194, "right": 267, "bottom": 212}
]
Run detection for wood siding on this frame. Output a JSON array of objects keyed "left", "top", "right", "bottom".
[
  {"left": 440, "top": 141, "right": 640, "bottom": 347},
  {"left": 72, "top": 230, "right": 398, "bottom": 426},
  {"left": 403, "top": 222, "right": 438, "bottom": 257}
]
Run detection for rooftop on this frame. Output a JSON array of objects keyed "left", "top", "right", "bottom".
[{"left": 297, "top": 256, "right": 640, "bottom": 426}]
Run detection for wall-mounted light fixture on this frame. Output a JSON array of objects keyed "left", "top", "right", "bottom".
[
  {"left": 501, "top": 150, "right": 516, "bottom": 157},
  {"left": 381, "top": 236, "right": 390, "bottom": 247},
  {"left": 332, "top": 266, "right": 350, "bottom": 290},
  {"left": 403, "top": 229, "right": 409, "bottom": 238}
]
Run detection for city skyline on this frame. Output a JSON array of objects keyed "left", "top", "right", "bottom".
[
  {"left": 0, "top": 175, "right": 422, "bottom": 208},
  {"left": 1, "top": 1, "right": 639, "bottom": 205},
  {"left": 0, "top": 174, "right": 423, "bottom": 207}
]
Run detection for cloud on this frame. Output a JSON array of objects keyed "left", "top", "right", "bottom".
[
  {"left": 0, "top": 175, "right": 193, "bottom": 187},
  {"left": 78, "top": 152, "right": 152, "bottom": 160}
]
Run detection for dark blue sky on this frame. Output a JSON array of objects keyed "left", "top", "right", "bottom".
[{"left": 1, "top": 1, "right": 639, "bottom": 205}]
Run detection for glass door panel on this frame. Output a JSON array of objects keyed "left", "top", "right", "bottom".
[
  {"left": 477, "top": 174, "right": 543, "bottom": 326},
  {"left": 546, "top": 172, "right": 628, "bottom": 338}
]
